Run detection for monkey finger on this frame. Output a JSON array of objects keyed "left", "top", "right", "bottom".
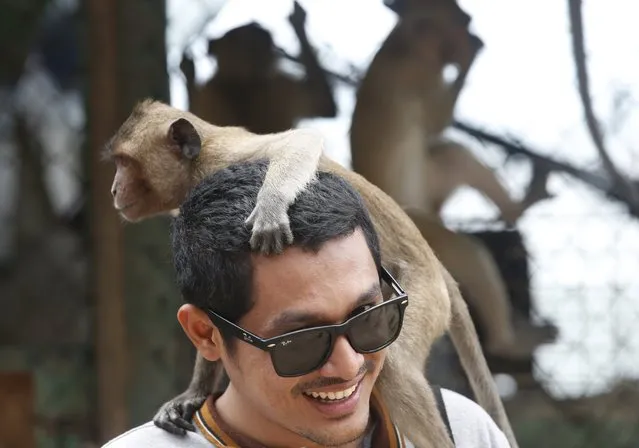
[
  {"left": 167, "top": 406, "right": 195, "bottom": 433},
  {"left": 281, "top": 223, "right": 294, "bottom": 245},
  {"left": 173, "top": 417, "right": 196, "bottom": 433},
  {"left": 154, "top": 414, "right": 187, "bottom": 436},
  {"left": 183, "top": 400, "right": 204, "bottom": 421},
  {"left": 267, "top": 228, "right": 281, "bottom": 254},
  {"left": 259, "top": 229, "right": 276, "bottom": 255},
  {"left": 271, "top": 233, "right": 284, "bottom": 255},
  {"left": 249, "top": 229, "right": 263, "bottom": 251},
  {"left": 158, "top": 421, "right": 187, "bottom": 436}
]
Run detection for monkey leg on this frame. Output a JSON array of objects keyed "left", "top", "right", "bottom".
[
  {"left": 427, "top": 139, "right": 526, "bottom": 226},
  {"left": 407, "top": 210, "right": 556, "bottom": 359},
  {"left": 378, "top": 345, "right": 455, "bottom": 448},
  {"left": 152, "top": 353, "right": 218, "bottom": 435}
]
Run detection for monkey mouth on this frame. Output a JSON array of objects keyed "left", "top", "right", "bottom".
[{"left": 115, "top": 201, "right": 137, "bottom": 212}]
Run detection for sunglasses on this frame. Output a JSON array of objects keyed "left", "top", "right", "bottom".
[{"left": 206, "top": 266, "right": 409, "bottom": 377}]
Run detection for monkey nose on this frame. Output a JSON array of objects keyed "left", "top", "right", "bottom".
[{"left": 111, "top": 186, "right": 117, "bottom": 197}]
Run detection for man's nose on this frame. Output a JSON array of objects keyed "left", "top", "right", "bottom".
[{"left": 318, "top": 335, "right": 364, "bottom": 380}]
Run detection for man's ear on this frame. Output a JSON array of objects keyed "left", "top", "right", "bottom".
[
  {"left": 168, "top": 118, "right": 201, "bottom": 159},
  {"left": 177, "top": 304, "right": 221, "bottom": 362}
]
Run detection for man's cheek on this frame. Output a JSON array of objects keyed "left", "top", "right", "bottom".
[{"left": 244, "top": 350, "right": 280, "bottom": 388}]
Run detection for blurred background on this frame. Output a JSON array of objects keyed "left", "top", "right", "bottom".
[{"left": 0, "top": 0, "right": 638, "bottom": 446}]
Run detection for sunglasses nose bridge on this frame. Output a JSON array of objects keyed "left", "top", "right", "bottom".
[
  {"left": 323, "top": 322, "right": 359, "bottom": 364},
  {"left": 334, "top": 316, "right": 360, "bottom": 348}
]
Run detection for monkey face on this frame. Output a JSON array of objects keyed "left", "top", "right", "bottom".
[
  {"left": 110, "top": 155, "right": 166, "bottom": 222},
  {"left": 397, "top": 6, "right": 482, "bottom": 68},
  {"left": 440, "top": 27, "right": 483, "bottom": 66},
  {"left": 107, "top": 106, "right": 201, "bottom": 222}
]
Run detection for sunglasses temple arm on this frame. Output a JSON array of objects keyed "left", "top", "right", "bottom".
[
  {"left": 380, "top": 266, "right": 406, "bottom": 296},
  {"left": 208, "top": 310, "right": 272, "bottom": 350}
]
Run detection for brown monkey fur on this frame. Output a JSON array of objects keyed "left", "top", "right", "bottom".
[
  {"left": 349, "top": 1, "right": 556, "bottom": 362},
  {"left": 426, "top": 138, "right": 553, "bottom": 225},
  {"left": 105, "top": 100, "right": 518, "bottom": 448},
  {"left": 350, "top": 0, "right": 482, "bottom": 213},
  {"left": 182, "top": 2, "right": 336, "bottom": 135}
]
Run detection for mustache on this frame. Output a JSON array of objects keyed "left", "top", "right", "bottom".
[{"left": 292, "top": 359, "right": 376, "bottom": 396}]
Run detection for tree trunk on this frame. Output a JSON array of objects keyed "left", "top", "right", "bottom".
[
  {"left": 87, "top": 0, "right": 126, "bottom": 441},
  {"left": 116, "top": 0, "right": 192, "bottom": 428}
]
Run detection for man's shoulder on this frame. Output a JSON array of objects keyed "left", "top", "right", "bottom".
[
  {"left": 101, "top": 421, "right": 210, "bottom": 448},
  {"left": 440, "top": 388, "right": 512, "bottom": 448}
]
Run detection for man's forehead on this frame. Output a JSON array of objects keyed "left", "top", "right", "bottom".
[
  {"left": 247, "top": 230, "right": 379, "bottom": 332},
  {"left": 262, "top": 281, "right": 382, "bottom": 336}
]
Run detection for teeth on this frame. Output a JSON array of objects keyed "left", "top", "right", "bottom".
[{"left": 305, "top": 384, "right": 358, "bottom": 401}]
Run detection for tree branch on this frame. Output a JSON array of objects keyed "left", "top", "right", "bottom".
[
  {"left": 275, "top": 46, "right": 362, "bottom": 86},
  {"left": 567, "top": 0, "right": 639, "bottom": 204},
  {"left": 452, "top": 119, "right": 639, "bottom": 218}
]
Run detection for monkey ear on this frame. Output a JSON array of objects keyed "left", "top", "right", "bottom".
[{"left": 168, "top": 118, "right": 201, "bottom": 159}]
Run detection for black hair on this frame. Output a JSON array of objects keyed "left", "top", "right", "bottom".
[{"left": 170, "top": 159, "right": 381, "bottom": 349}]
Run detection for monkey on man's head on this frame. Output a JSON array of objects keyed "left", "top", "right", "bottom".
[{"left": 104, "top": 100, "right": 520, "bottom": 448}]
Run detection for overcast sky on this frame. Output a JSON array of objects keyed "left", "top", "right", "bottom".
[{"left": 166, "top": 0, "right": 639, "bottom": 399}]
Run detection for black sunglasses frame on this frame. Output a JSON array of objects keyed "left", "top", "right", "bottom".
[{"left": 206, "top": 266, "right": 409, "bottom": 377}]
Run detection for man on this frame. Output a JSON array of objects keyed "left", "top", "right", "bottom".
[{"left": 103, "top": 160, "right": 511, "bottom": 447}]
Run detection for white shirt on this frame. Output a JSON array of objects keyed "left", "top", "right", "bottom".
[{"left": 103, "top": 388, "right": 511, "bottom": 447}]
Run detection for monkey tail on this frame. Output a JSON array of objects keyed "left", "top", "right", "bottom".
[{"left": 443, "top": 269, "right": 520, "bottom": 448}]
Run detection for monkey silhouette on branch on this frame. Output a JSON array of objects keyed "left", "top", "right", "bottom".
[{"left": 181, "top": 1, "right": 336, "bottom": 135}]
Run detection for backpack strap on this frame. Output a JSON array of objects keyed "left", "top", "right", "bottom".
[{"left": 433, "top": 385, "right": 456, "bottom": 446}]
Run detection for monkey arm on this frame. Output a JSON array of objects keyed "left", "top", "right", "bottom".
[
  {"left": 431, "top": 140, "right": 523, "bottom": 224},
  {"left": 461, "top": 156, "right": 522, "bottom": 224},
  {"left": 429, "top": 31, "right": 483, "bottom": 135},
  {"left": 239, "top": 128, "right": 324, "bottom": 253}
]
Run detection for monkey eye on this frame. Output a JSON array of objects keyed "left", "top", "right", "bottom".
[{"left": 113, "top": 155, "right": 130, "bottom": 167}]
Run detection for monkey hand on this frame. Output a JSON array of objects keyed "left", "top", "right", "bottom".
[
  {"left": 288, "top": 1, "right": 307, "bottom": 30},
  {"left": 245, "top": 195, "right": 294, "bottom": 255},
  {"left": 152, "top": 391, "right": 206, "bottom": 436}
]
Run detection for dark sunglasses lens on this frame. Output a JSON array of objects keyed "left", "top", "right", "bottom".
[
  {"left": 348, "top": 302, "right": 402, "bottom": 352},
  {"left": 271, "top": 329, "right": 332, "bottom": 376}
]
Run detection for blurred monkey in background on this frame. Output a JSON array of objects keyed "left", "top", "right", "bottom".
[
  {"left": 181, "top": 1, "right": 336, "bottom": 135},
  {"left": 350, "top": 0, "right": 557, "bottom": 359}
]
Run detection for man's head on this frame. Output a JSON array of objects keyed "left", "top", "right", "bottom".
[{"left": 171, "top": 160, "right": 402, "bottom": 446}]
